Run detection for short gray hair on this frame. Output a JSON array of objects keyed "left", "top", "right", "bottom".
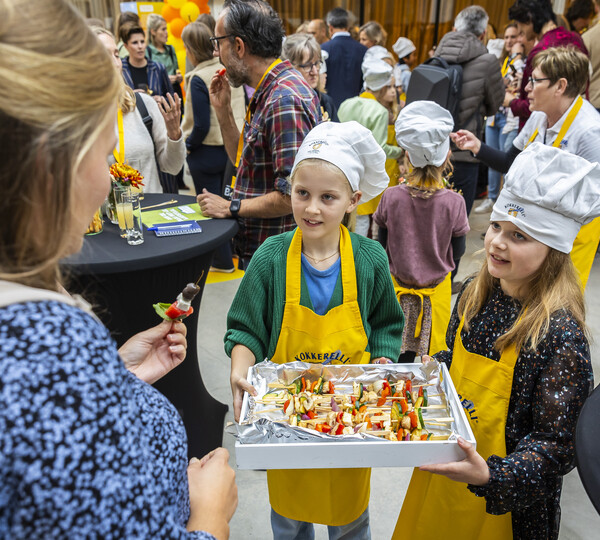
[
  {"left": 454, "top": 6, "right": 488, "bottom": 36},
  {"left": 282, "top": 33, "right": 321, "bottom": 66}
]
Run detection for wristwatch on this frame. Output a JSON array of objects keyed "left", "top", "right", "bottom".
[{"left": 229, "top": 198, "right": 241, "bottom": 218}]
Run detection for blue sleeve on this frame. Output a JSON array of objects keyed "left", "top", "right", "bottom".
[
  {"left": 186, "top": 77, "right": 211, "bottom": 151},
  {"left": 0, "top": 301, "right": 213, "bottom": 539}
]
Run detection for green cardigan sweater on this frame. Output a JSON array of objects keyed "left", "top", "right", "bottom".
[{"left": 224, "top": 229, "right": 404, "bottom": 362}]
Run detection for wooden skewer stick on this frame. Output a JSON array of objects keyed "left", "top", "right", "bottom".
[
  {"left": 254, "top": 408, "right": 282, "bottom": 414},
  {"left": 140, "top": 199, "right": 177, "bottom": 210}
]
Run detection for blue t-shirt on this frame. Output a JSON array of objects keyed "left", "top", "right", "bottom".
[{"left": 301, "top": 255, "right": 341, "bottom": 315}]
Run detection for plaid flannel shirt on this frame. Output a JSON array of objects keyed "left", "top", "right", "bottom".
[{"left": 233, "top": 60, "right": 321, "bottom": 260}]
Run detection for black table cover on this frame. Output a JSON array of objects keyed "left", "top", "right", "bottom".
[{"left": 63, "top": 194, "right": 237, "bottom": 459}]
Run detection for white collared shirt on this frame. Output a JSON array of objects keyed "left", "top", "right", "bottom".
[
  {"left": 331, "top": 31, "right": 351, "bottom": 39},
  {"left": 513, "top": 97, "right": 600, "bottom": 164}
]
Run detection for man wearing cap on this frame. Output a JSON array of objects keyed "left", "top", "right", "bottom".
[
  {"left": 321, "top": 7, "right": 368, "bottom": 108},
  {"left": 338, "top": 58, "right": 404, "bottom": 236},
  {"left": 392, "top": 37, "right": 417, "bottom": 95},
  {"left": 433, "top": 6, "right": 504, "bottom": 217},
  {"left": 197, "top": 0, "right": 321, "bottom": 269}
]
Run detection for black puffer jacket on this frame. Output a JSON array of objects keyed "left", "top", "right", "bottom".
[{"left": 435, "top": 31, "right": 504, "bottom": 162}]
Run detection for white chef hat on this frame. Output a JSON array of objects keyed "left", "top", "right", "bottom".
[
  {"left": 491, "top": 143, "right": 600, "bottom": 253},
  {"left": 392, "top": 37, "right": 416, "bottom": 59},
  {"left": 363, "top": 45, "right": 394, "bottom": 63},
  {"left": 361, "top": 58, "right": 393, "bottom": 91},
  {"left": 395, "top": 101, "right": 453, "bottom": 168},
  {"left": 291, "top": 121, "right": 389, "bottom": 203}
]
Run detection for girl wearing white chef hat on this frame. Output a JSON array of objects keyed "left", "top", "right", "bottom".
[
  {"left": 225, "top": 121, "right": 404, "bottom": 538},
  {"left": 394, "top": 142, "right": 596, "bottom": 540},
  {"left": 373, "top": 100, "right": 469, "bottom": 362},
  {"left": 338, "top": 58, "right": 403, "bottom": 237}
]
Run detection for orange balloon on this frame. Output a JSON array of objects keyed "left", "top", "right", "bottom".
[
  {"left": 166, "top": 0, "right": 186, "bottom": 9},
  {"left": 170, "top": 17, "right": 186, "bottom": 39},
  {"left": 161, "top": 4, "right": 179, "bottom": 23},
  {"left": 189, "top": 0, "right": 209, "bottom": 10}
]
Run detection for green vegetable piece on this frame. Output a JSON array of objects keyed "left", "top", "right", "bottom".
[
  {"left": 406, "top": 390, "right": 412, "bottom": 403},
  {"left": 423, "top": 388, "right": 428, "bottom": 407},
  {"left": 153, "top": 303, "right": 175, "bottom": 321},
  {"left": 417, "top": 408, "right": 425, "bottom": 430}
]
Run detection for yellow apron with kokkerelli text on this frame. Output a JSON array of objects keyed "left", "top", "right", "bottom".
[
  {"left": 524, "top": 95, "right": 600, "bottom": 290},
  {"left": 267, "top": 225, "right": 371, "bottom": 526},
  {"left": 392, "top": 272, "right": 452, "bottom": 356},
  {"left": 393, "top": 317, "right": 517, "bottom": 539}
]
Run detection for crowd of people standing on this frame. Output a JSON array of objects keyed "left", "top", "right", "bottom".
[{"left": 2, "top": 0, "right": 600, "bottom": 539}]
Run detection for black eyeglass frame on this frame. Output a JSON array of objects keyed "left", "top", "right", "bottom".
[
  {"left": 527, "top": 76, "right": 551, "bottom": 87},
  {"left": 297, "top": 60, "right": 323, "bottom": 72},
  {"left": 210, "top": 34, "right": 235, "bottom": 50}
]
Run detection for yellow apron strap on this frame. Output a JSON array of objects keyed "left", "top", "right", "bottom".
[
  {"left": 230, "top": 58, "right": 282, "bottom": 190},
  {"left": 524, "top": 95, "right": 583, "bottom": 150},
  {"left": 391, "top": 275, "right": 437, "bottom": 339},
  {"left": 428, "top": 273, "right": 452, "bottom": 355},
  {"left": 112, "top": 108, "right": 125, "bottom": 164},
  {"left": 339, "top": 225, "right": 357, "bottom": 303},
  {"left": 501, "top": 56, "right": 510, "bottom": 78},
  {"left": 552, "top": 95, "right": 582, "bottom": 147},
  {"left": 571, "top": 217, "right": 600, "bottom": 290},
  {"left": 285, "top": 228, "right": 303, "bottom": 304}
]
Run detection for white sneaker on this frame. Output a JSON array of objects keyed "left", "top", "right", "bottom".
[{"left": 474, "top": 199, "right": 494, "bottom": 214}]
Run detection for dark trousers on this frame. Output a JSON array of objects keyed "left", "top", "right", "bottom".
[
  {"left": 187, "top": 147, "right": 234, "bottom": 270},
  {"left": 450, "top": 160, "right": 479, "bottom": 279}
]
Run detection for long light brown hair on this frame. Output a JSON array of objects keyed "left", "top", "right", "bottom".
[
  {"left": 0, "top": 0, "right": 120, "bottom": 291},
  {"left": 459, "top": 248, "right": 587, "bottom": 353}
]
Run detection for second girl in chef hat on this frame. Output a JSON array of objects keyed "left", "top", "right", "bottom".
[
  {"left": 225, "top": 121, "right": 404, "bottom": 538},
  {"left": 393, "top": 142, "right": 596, "bottom": 539},
  {"left": 374, "top": 100, "right": 469, "bottom": 361}
]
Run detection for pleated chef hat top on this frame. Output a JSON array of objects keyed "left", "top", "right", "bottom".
[
  {"left": 361, "top": 57, "right": 393, "bottom": 91},
  {"left": 491, "top": 142, "right": 600, "bottom": 253},
  {"left": 291, "top": 121, "right": 389, "bottom": 203},
  {"left": 363, "top": 45, "right": 394, "bottom": 64},
  {"left": 392, "top": 37, "right": 416, "bottom": 59},
  {"left": 395, "top": 101, "right": 454, "bottom": 168}
]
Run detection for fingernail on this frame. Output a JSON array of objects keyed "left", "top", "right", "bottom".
[{"left": 190, "top": 457, "right": 200, "bottom": 464}]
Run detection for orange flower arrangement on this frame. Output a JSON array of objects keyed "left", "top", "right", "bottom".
[{"left": 110, "top": 162, "right": 144, "bottom": 188}]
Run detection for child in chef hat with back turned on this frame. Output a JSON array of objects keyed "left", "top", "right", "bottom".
[
  {"left": 225, "top": 121, "right": 404, "bottom": 539},
  {"left": 393, "top": 142, "right": 597, "bottom": 540},
  {"left": 374, "top": 100, "right": 470, "bottom": 362}
]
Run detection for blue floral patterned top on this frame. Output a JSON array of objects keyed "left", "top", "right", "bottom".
[
  {"left": 0, "top": 301, "right": 214, "bottom": 539},
  {"left": 436, "top": 282, "right": 593, "bottom": 540}
]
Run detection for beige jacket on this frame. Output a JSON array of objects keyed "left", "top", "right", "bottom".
[
  {"left": 182, "top": 57, "right": 246, "bottom": 146},
  {"left": 583, "top": 23, "right": 600, "bottom": 109}
]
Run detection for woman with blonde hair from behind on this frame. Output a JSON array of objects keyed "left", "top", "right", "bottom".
[{"left": 0, "top": 0, "right": 237, "bottom": 537}]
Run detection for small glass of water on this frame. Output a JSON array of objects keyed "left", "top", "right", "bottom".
[{"left": 123, "top": 191, "right": 144, "bottom": 246}]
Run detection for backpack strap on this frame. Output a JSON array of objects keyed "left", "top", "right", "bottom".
[{"left": 134, "top": 92, "right": 154, "bottom": 142}]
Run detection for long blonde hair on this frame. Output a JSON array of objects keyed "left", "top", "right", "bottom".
[
  {"left": 404, "top": 154, "right": 453, "bottom": 193},
  {"left": 0, "top": 0, "right": 120, "bottom": 290},
  {"left": 146, "top": 14, "right": 166, "bottom": 49},
  {"left": 459, "top": 248, "right": 586, "bottom": 353}
]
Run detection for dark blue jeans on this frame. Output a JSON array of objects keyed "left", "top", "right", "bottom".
[{"left": 450, "top": 160, "right": 479, "bottom": 216}]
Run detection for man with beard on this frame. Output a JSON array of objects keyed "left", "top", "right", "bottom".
[{"left": 197, "top": 0, "right": 321, "bottom": 269}]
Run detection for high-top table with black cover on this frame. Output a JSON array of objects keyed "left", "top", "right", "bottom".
[{"left": 62, "top": 194, "right": 236, "bottom": 459}]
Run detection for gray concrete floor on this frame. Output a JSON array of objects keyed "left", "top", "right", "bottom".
[{"left": 194, "top": 202, "right": 600, "bottom": 539}]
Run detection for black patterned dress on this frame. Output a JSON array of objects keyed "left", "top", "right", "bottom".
[{"left": 436, "top": 283, "right": 593, "bottom": 540}]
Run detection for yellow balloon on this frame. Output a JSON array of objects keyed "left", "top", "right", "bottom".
[
  {"left": 171, "top": 37, "right": 185, "bottom": 52},
  {"left": 166, "top": 0, "right": 186, "bottom": 9},
  {"left": 180, "top": 2, "right": 200, "bottom": 23}
]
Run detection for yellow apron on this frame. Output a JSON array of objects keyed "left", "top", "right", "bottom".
[
  {"left": 393, "top": 317, "right": 518, "bottom": 539},
  {"left": 523, "top": 96, "right": 600, "bottom": 288},
  {"left": 358, "top": 122, "right": 401, "bottom": 216},
  {"left": 391, "top": 273, "right": 451, "bottom": 356},
  {"left": 267, "top": 225, "right": 371, "bottom": 525}
]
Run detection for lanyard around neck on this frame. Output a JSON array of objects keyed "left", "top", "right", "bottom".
[
  {"left": 230, "top": 58, "right": 282, "bottom": 189},
  {"left": 112, "top": 108, "right": 125, "bottom": 164},
  {"left": 525, "top": 95, "right": 583, "bottom": 149}
]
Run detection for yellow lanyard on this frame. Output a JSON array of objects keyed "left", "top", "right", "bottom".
[
  {"left": 525, "top": 95, "right": 583, "bottom": 149},
  {"left": 501, "top": 56, "right": 515, "bottom": 78},
  {"left": 230, "top": 58, "right": 282, "bottom": 190},
  {"left": 112, "top": 108, "right": 125, "bottom": 164}
]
